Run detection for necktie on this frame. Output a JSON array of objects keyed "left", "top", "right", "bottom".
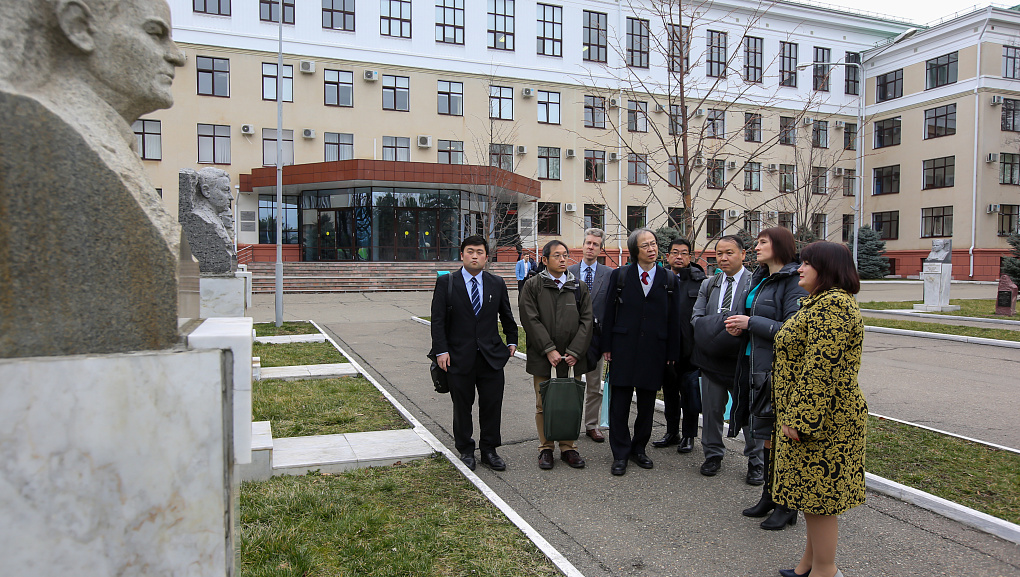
[
  {"left": 641, "top": 271, "right": 649, "bottom": 285},
  {"left": 721, "top": 276, "right": 734, "bottom": 311},
  {"left": 470, "top": 277, "right": 481, "bottom": 315},
  {"left": 584, "top": 267, "right": 593, "bottom": 292},
  {"left": 555, "top": 279, "right": 561, "bottom": 287}
]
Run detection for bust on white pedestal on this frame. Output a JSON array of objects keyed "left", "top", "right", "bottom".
[{"left": 914, "top": 240, "right": 961, "bottom": 312}]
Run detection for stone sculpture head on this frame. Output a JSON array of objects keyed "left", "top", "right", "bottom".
[{"left": 198, "top": 167, "right": 234, "bottom": 232}]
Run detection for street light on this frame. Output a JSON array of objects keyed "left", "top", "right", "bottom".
[{"left": 797, "top": 60, "right": 864, "bottom": 268}]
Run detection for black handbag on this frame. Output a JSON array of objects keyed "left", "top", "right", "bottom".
[
  {"left": 749, "top": 372, "right": 774, "bottom": 419},
  {"left": 427, "top": 353, "right": 449, "bottom": 394}
]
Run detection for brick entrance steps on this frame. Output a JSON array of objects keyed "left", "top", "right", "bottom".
[{"left": 247, "top": 261, "right": 518, "bottom": 293}]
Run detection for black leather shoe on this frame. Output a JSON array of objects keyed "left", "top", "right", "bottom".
[
  {"left": 629, "top": 453, "right": 654, "bottom": 469},
  {"left": 480, "top": 450, "right": 506, "bottom": 471},
  {"left": 459, "top": 452, "right": 476, "bottom": 471},
  {"left": 611, "top": 459, "right": 627, "bottom": 476},
  {"left": 651, "top": 432, "right": 679, "bottom": 448},
  {"left": 761, "top": 505, "right": 798, "bottom": 530},
  {"left": 699, "top": 456, "right": 722, "bottom": 476},
  {"left": 677, "top": 437, "right": 694, "bottom": 453},
  {"left": 560, "top": 450, "right": 586, "bottom": 468},
  {"left": 538, "top": 449, "right": 554, "bottom": 470},
  {"left": 779, "top": 569, "right": 810, "bottom": 577},
  {"left": 746, "top": 463, "right": 765, "bottom": 486},
  {"left": 742, "top": 489, "right": 775, "bottom": 518}
]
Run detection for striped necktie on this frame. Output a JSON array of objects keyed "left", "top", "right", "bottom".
[
  {"left": 720, "top": 276, "right": 734, "bottom": 311},
  {"left": 470, "top": 277, "right": 481, "bottom": 316}
]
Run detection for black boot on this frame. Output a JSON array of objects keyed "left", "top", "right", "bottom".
[
  {"left": 742, "top": 487, "right": 775, "bottom": 517},
  {"left": 760, "top": 505, "right": 797, "bottom": 530}
]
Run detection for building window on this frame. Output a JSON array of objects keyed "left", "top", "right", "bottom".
[
  {"left": 260, "top": 0, "right": 294, "bottom": 24},
  {"left": 922, "top": 206, "right": 953, "bottom": 238},
  {"left": 876, "top": 69, "right": 903, "bottom": 102},
  {"left": 258, "top": 194, "right": 298, "bottom": 244},
  {"left": 811, "top": 213, "right": 827, "bottom": 239},
  {"left": 626, "top": 18, "right": 650, "bottom": 68},
  {"left": 383, "top": 75, "right": 410, "bottom": 111},
  {"left": 707, "top": 109, "right": 725, "bottom": 139},
  {"left": 999, "top": 205, "right": 1020, "bottom": 235},
  {"left": 705, "top": 209, "right": 723, "bottom": 238},
  {"left": 842, "top": 213, "right": 855, "bottom": 242},
  {"left": 923, "top": 156, "right": 955, "bottom": 189},
  {"left": 538, "top": 202, "right": 560, "bottom": 235},
  {"left": 489, "top": 85, "right": 513, "bottom": 120},
  {"left": 323, "top": 0, "right": 355, "bottom": 31},
  {"left": 669, "top": 156, "right": 684, "bottom": 187},
  {"left": 1001, "top": 153, "right": 1020, "bottom": 185},
  {"left": 744, "top": 36, "right": 763, "bottom": 83},
  {"left": 435, "top": 0, "right": 464, "bottom": 44},
  {"left": 262, "top": 128, "right": 295, "bottom": 166},
  {"left": 584, "top": 95, "right": 605, "bottom": 128},
  {"left": 626, "top": 205, "right": 646, "bottom": 231},
  {"left": 779, "top": 116, "right": 796, "bottom": 145},
  {"left": 811, "top": 167, "right": 827, "bottom": 194},
  {"left": 628, "top": 154, "right": 648, "bottom": 185},
  {"left": 537, "top": 90, "right": 560, "bottom": 124},
  {"left": 668, "top": 207, "right": 687, "bottom": 232},
  {"left": 536, "top": 4, "right": 562, "bottom": 57},
  {"left": 437, "top": 80, "right": 463, "bottom": 116},
  {"left": 538, "top": 147, "right": 560, "bottom": 180},
  {"left": 488, "top": 0, "right": 514, "bottom": 51},
  {"left": 669, "top": 24, "right": 690, "bottom": 73},
  {"left": 324, "top": 69, "right": 353, "bottom": 107},
  {"left": 873, "top": 165, "right": 900, "bottom": 195},
  {"left": 583, "top": 10, "right": 607, "bottom": 63},
  {"left": 813, "top": 47, "right": 831, "bottom": 92},
  {"left": 1002, "top": 99, "right": 1020, "bottom": 131},
  {"left": 707, "top": 30, "right": 727, "bottom": 78},
  {"left": 382, "top": 136, "right": 411, "bottom": 161},
  {"left": 197, "top": 56, "right": 229, "bottom": 97},
  {"left": 133, "top": 119, "right": 161, "bottom": 160},
  {"left": 778, "top": 212, "right": 795, "bottom": 230},
  {"left": 744, "top": 113, "right": 762, "bottom": 142},
  {"left": 197, "top": 123, "right": 230, "bottom": 164},
  {"left": 844, "top": 122, "right": 857, "bottom": 150},
  {"left": 926, "top": 52, "right": 958, "bottom": 89},
  {"left": 780, "top": 42, "right": 798, "bottom": 87},
  {"left": 437, "top": 139, "right": 464, "bottom": 164},
  {"left": 707, "top": 158, "right": 725, "bottom": 189},
  {"left": 324, "top": 132, "right": 353, "bottom": 161},
  {"left": 584, "top": 150, "right": 605, "bottom": 182},
  {"left": 194, "top": 0, "right": 230, "bottom": 16},
  {"left": 924, "top": 104, "right": 956, "bottom": 138},
  {"left": 744, "top": 211, "right": 762, "bottom": 235},
  {"left": 262, "top": 63, "right": 293, "bottom": 101},
  {"left": 744, "top": 162, "right": 761, "bottom": 191},
  {"left": 874, "top": 117, "right": 901, "bottom": 148},
  {"left": 628, "top": 100, "right": 648, "bottom": 132},
  {"left": 380, "top": 0, "right": 411, "bottom": 38},
  {"left": 779, "top": 164, "right": 795, "bottom": 193},
  {"left": 669, "top": 104, "right": 684, "bottom": 135},
  {"left": 489, "top": 143, "right": 513, "bottom": 171},
  {"left": 843, "top": 169, "right": 856, "bottom": 197},
  {"left": 845, "top": 52, "right": 861, "bottom": 95},
  {"left": 584, "top": 204, "right": 604, "bottom": 229},
  {"left": 1005, "top": 47, "right": 1020, "bottom": 79},
  {"left": 812, "top": 120, "right": 828, "bottom": 148}
]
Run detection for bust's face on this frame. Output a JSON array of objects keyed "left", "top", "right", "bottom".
[
  {"left": 205, "top": 174, "right": 232, "bottom": 213},
  {"left": 932, "top": 240, "right": 946, "bottom": 251}
]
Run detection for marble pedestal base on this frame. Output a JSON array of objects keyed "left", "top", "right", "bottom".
[
  {"left": 912, "top": 304, "right": 961, "bottom": 312},
  {"left": 919, "top": 262, "right": 954, "bottom": 310},
  {"left": 200, "top": 274, "right": 247, "bottom": 317}
]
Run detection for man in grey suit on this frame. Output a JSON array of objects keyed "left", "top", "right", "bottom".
[
  {"left": 567, "top": 228, "right": 613, "bottom": 442},
  {"left": 691, "top": 235, "right": 764, "bottom": 483}
]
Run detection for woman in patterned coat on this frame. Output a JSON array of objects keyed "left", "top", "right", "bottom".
[{"left": 771, "top": 241, "right": 865, "bottom": 577}]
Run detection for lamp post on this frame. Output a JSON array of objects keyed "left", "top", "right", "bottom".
[{"left": 797, "top": 60, "right": 864, "bottom": 268}]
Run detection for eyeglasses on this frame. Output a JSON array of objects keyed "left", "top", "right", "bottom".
[
  {"left": 548, "top": 253, "right": 569, "bottom": 260},
  {"left": 638, "top": 242, "right": 657, "bottom": 250}
]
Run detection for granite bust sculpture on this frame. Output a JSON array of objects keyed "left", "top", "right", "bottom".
[
  {"left": 0, "top": 0, "right": 192, "bottom": 357},
  {"left": 180, "top": 167, "right": 238, "bottom": 274},
  {"left": 925, "top": 239, "right": 952, "bottom": 264}
]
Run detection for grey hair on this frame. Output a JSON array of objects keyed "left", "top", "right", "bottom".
[
  {"left": 583, "top": 227, "right": 605, "bottom": 247},
  {"left": 627, "top": 227, "right": 656, "bottom": 262}
]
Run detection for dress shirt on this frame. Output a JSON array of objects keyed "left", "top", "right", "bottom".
[
  {"left": 549, "top": 272, "right": 567, "bottom": 289},
  {"left": 716, "top": 266, "right": 746, "bottom": 313},
  {"left": 638, "top": 263, "right": 656, "bottom": 296},
  {"left": 581, "top": 261, "right": 598, "bottom": 281},
  {"left": 462, "top": 267, "right": 483, "bottom": 305}
]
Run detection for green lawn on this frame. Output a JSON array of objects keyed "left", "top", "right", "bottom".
[
  {"left": 254, "top": 321, "right": 321, "bottom": 337},
  {"left": 253, "top": 376, "right": 406, "bottom": 438},
  {"left": 863, "top": 317, "right": 1020, "bottom": 342},
  {"left": 253, "top": 341, "right": 349, "bottom": 367},
  {"left": 859, "top": 299, "right": 1011, "bottom": 320}
]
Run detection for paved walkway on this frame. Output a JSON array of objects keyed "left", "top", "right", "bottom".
[{"left": 249, "top": 292, "right": 1020, "bottom": 577}]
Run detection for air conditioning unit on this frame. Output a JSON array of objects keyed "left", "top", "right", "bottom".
[
  {"left": 986, "top": 152, "right": 999, "bottom": 163},
  {"left": 608, "top": 98, "right": 620, "bottom": 108},
  {"left": 727, "top": 209, "right": 740, "bottom": 218},
  {"left": 516, "top": 145, "right": 527, "bottom": 155},
  {"left": 608, "top": 151, "right": 619, "bottom": 162},
  {"left": 240, "top": 124, "right": 255, "bottom": 135},
  {"left": 835, "top": 120, "right": 845, "bottom": 128},
  {"left": 655, "top": 103, "right": 666, "bottom": 113},
  {"left": 694, "top": 108, "right": 705, "bottom": 117},
  {"left": 991, "top": 95, "right": 1004, "bottom": 105},
  {"left": 565, "top": 148, "right": 576, "bottom": 158},
  {"left": 693, "top": 157, "right": 705, "bottom": 168},
  {"left": 803, "top": 117, "right": 814, "bottom": 125},
  {"left": 767, "top": 163, "right": 778, "bottom": 172},
  {"left": 299, "top": 60, "right": 316, "bottom": 74},
  {"left": 766, "top": 211, "right": 778, "bottom": 219},
  {"left": 364, "top": 70, "right": 379, "bottom": 81},
  {"left": 417, "top": 135, "right": 433, "bottom": 148},
  {"left": 565, "top": 203, "right": 577, "bottom": 212},
  {"left": 522, "top": 87, "right": 535, "bottom": 97},
  {"left": 835, "top": 167, "right": 844, "bottom": 176},
  {"left": 301, "top": 128, "right": 315, "bottom": 139},
  {"left": 987, "top": 204, "right": 1001, "bottom": 213},
  {"left": 726, "top": 161, "right": 737, "bottom": 170}
]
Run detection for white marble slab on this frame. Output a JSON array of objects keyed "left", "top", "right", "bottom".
[
  {"left": 272, "top": 433, "right": 358, "bottom": 475},
  {"left": 200, "top": 275, "right": 247, "bottom": 317},
  {"left": 259, "top": 363, "right": 358, "bottom": 381},
  {"left": 254, "top": 333, "right": 327, "bottom": 344},
  {"left": 0, "top": 350, "right": 231, "bottom": 577},
  {"left": 347, "top": 430, "right": 434, "bottom": 464},
  {"left": 237, "top": 422, "right": 274, "bottom": 483}
]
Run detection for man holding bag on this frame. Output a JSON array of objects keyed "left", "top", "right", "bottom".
[{"left": 520, "top": 240, "right": 594, "bottom": 470}]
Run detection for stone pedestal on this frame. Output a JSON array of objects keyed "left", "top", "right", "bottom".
[
  {"left": 914, "top": 262, "right": 960, "bottom": 312},
  {"left": 996, "top": 274, "right": 1018, "bottom": 316},
  {"left": 200, "top": 273, "right": 248, "bottom": 318}
]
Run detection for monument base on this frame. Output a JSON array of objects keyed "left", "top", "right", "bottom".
[
  {"left": 913, "top": 304, "right": 961, "bottom": 312},
  {"left": 200, "top": 273, "right": 248, "bottom": 317}
]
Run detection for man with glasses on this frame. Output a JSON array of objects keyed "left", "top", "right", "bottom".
[{"left": 520, "top": 240, "right": 594, "bottom": 470}]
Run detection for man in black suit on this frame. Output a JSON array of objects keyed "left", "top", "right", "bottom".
[
  {"left": 601, "top": 228, "right": 681, "bottom": 476},
  {"left": 430, "top": 235, "right": 518, "bottom": 471}
]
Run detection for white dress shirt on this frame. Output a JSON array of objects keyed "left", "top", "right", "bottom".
[
  {"left": 716, "top": 266, "right": 746, "bottom": 313},
  {"left": 462, "top": 267, "right": 483, "bottom": 304},
  {"left": 637, "top": 263, "right": 656, "bottom": 297}
]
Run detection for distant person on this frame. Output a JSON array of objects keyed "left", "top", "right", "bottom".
[
  {"left": 429, "top": 235, "right": 518, "bottom": 471},
  {"left": 600, "top": 228, "right": 681, "bottom": 476},
  {"left": 515, "top": 251, "right": 530, "bottom": 292},
  {"left": 519, "top": 240, "right": 593, "bottom": 470},
  {"left": 567, "top": 228, "right": 613, "bottom": 443},
  {"left": 771, "top": 241, "right": 865, "bottom": 577}
]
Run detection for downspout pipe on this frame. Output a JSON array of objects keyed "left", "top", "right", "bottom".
[{"left": 970, "top": 13, "right": 990, "bottom": 278}]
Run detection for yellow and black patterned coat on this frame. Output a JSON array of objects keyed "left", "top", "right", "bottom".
[{"left": 771, "top": 288, "right": 867, "bottom": 516}]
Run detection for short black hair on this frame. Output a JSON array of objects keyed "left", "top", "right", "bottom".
[
  {"left": 460, "top": 235, "right": 488, "bottom": 254},
  {"left": 717, "top": 235, "right": 745, "bottom": 251},
  {"left": 670, "top": 238, "right": 693, "bottom": 252},
  {"left": 800, "top": 241, "right": 860, "bottom": 295},
  {"left": 542, "top": 239, "right": 569, "bottom": 259}
]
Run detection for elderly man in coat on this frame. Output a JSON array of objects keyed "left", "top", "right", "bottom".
[{"left": 600, "top": 228, "right": 682, "bottom": 476}]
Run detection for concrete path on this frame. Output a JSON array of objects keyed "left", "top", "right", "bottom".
[
  {"left": 249, "top": 292, "right": 1020, "bottom": 577},
  {"left": 259, "top": 362, "right": 358, "bottom": 380}
]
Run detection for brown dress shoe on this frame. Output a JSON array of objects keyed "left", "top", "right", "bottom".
[
  {"left": 560, "top": 450, "right": 586, "bottom": 468},
  {"left": 585, "top": 428, "right": 605, "bottom": 442},
  {"left": 538, "top": 449, "right": 554, "bottom": 470}
]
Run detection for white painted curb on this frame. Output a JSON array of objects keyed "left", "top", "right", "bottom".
[
  {"left": 864, "top": 325, "right": 1020, "bottom": 348},
  {"left": 860, "top": 308, "right": 1020, "bottom": 326}
]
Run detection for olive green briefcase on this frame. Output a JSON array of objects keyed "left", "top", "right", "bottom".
[{"left": 539, "top": 363, "right": 585, "bottom": 442}]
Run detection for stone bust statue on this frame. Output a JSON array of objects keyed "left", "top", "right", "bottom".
[
  {"left": 180, "top": 168, "right": 238, "bottom": 274},
  {"left": 925, "top": 239, "right": 952, "bottom": 264}
]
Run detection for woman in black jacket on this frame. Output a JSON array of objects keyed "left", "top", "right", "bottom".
[{"left": 724, "top": 227, "right": 808, "bottom": 530}]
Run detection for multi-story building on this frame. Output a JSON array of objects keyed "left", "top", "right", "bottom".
[{"left": 149, "top": 0, "right": 917, "bottom": 266}]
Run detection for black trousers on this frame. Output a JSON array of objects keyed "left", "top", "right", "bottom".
[
  {"left": 447, "top": 351, "right": 505, "bottom": 454},
  {"left": 661, "top": 367, "right": 703, "bottom": 438},
  {"left": 608, "top": 385, "right": 658, "bottom": 461}
]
